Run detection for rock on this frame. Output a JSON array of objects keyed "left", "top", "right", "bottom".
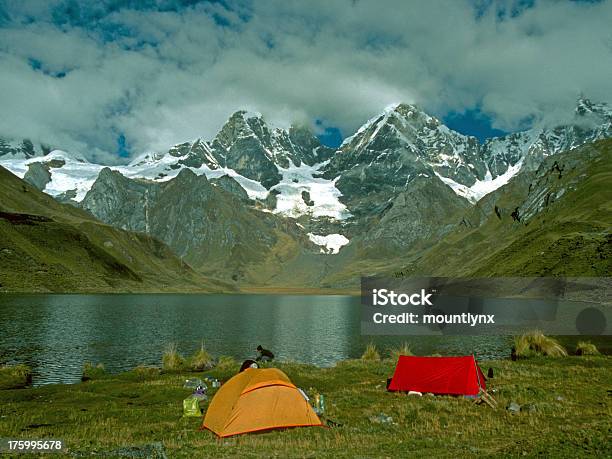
[
  {"left": 46, "top": 159, "right": 66, "bottom": 169},
  {"left": 301, "top": 190, "right": 314, "bottom": 206},
  {"left": 506, "top": 401, "right": 521, "bottom": 412},
  {"left": 511, "top": 207, "right": 521, "bottom": 222},
  {"left": 211, "top": 175, "right": 250, "bottom": 202},
  {"left": 262, "top": 189, "right": 280, "bottom": 210},
  {"left": 369, "top": 413, "right": 394, "bottom": 424},
  {"left": 23, "top": 162, "right": 51, "bottom": 190},
  {"left": 55, "top": 189, "right": 78, "bottom": 204}
]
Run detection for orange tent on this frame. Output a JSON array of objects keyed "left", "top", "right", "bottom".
[{"left": 201, "top": 368, "right": 323, "bottom": 437}]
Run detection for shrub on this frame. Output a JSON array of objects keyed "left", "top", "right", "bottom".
[
  {"left": 575, "top": 341, "right": 600, "bottom": 356},
  {"left": 388, "top": 342, "right": 413, "bottom": 362},
  {"left": 82, "top": 362, "right": 105, "bottom": 381},
  {"left": 514, "top": 331, "right": 567, "bottom": 358},
  {"left": 0, "top": 364, "right": 32, "bottom": 389},
  {"left": 162, "top": 343, "right": 185, "bottom": 371},
  {"left": 361, "top": 342, "right": 381, "bottom": 361},
  {"left": 189, "top": 342, "right": 214, "bottom": 371}
]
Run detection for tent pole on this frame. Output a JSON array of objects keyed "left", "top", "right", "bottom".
[{"left": 473, "top": 354, "right": 497, "bottom": 408}]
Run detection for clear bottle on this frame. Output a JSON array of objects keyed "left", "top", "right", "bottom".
[{"left": 317, "top": 394, "right": 325, "bottom": 414}]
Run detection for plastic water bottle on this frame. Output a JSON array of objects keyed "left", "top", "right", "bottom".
[{"left": 317, "top": 394, "right": 325, "bottom": 414}]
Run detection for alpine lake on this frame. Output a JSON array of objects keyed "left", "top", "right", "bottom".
[{"left": 0, "top": 294, "right": 607, "bottom": 385}]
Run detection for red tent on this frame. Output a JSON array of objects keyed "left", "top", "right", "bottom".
[{"left": 388, "top": 355, "right": 486, "bottom": 396}]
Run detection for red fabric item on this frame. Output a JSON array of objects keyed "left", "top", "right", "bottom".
[{"left": 388, "top": 355, "right": 486, "bottom": 396}]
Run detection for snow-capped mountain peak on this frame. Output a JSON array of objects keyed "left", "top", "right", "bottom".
[
  {"left": 483, "top": 98, "right": 612, "bottom": 178},
  {"left": 327, "top": 102, "right": 486, "bottom": 194},
  {"left": 575, "top": 97, "right": 612, "bottom": 118},
  {"left": 1, "top": 98, "right": 610, "bottom": 218}
]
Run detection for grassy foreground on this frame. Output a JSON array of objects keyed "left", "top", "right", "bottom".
[{"left": 0, "top": 357, "right": 610, "bottom": 458}]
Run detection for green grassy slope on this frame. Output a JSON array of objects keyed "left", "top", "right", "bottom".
[
  {"left": 0, "top": 166, "right": 228, "bottom": 292},
  {"left": 415, "top": 139, "right": 611, "bottom": 277}
]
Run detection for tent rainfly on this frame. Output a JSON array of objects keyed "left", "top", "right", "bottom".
[
  {"left": 388, "top": 355, "right": 486, "bottom": 396},
  {"left": 201, "top": 368, "right": 323, "bottom": 437}
]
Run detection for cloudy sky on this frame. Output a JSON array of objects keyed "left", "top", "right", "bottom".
[{"left": 0, "top": 0, "right": 611, "bottom": 163}]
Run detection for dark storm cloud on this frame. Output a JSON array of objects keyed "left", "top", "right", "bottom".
[{"left": 0, "top": 0, "right": 610, "bottom": 162}]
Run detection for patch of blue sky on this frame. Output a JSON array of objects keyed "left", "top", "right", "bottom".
[
  {"left": 315, "top": 120, "right": 343, "bottom": 148},
  {"left": 443, "top": 108, "right": 508, "bottom": 143}
]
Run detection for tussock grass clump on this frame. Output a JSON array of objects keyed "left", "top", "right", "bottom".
[
  {"left": 188, "top": 342, "right": 214, "bottom": 371},
  {"left": 0, "top": 364, "right": 32, "bottom": 389},
  {"left": 133, "top": 365, "right": 160, "bottom": 381},
  {"left": 514, "top": 331, "right": 567, "bottom": 358},
  {"left": 4, "top": 364, "right": 31, "bottom": 378},
  {"left": 216, "top": 356, "right": 237, "bottom": 373},
  {"left": 575, "top": 341, "right": 600, "bottom": 356},
  {"left": 361, "top": 342, "right": 381, "bottom": 361},
  {"left": 82, "top": 362, "right": 105, "bottom": 381},
  {"left": 388, "top": 342, "right": 413, "bottom": 362},
  {"left": 162, "top": 343, "right": 185, "bottom": 371}
]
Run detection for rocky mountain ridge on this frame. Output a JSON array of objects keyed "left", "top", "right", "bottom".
[
  {"left": 80, "top": 166, "right": 316, "bottom": 282},
  {"left": 2, "top": 98, "right": 609, "bottom": 211},
  {"left": 0, "top": 98, "right": 610, "bottom": 288}
]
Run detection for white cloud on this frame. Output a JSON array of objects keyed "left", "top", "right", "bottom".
[{"left": 0, "top": 0, "right": 610, "bottom": 163}]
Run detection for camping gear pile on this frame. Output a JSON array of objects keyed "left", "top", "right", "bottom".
[
  {"left": 202, "top": 376, "right": 221, "bottom": 388},
  {"left": 191, "top": 385, "right": 207, "bottom": 400},
  {"left": 183, "top": 378, "right": 210, "bottom": 417},
  {"left": 183, "top": 378, "right": 204, "bottom": 389}
]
